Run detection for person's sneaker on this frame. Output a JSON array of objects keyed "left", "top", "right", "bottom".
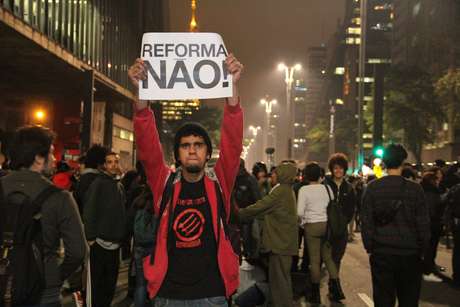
[{"left": 423, "top": 273, "right": 443, "bottom": 282}]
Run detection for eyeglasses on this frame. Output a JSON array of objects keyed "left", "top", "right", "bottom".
[{"left": 179, "top": 142, "right": 206, "bottom": 151}]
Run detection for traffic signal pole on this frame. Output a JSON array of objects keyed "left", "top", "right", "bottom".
[{"left": 357, "top": 0, "right": 367, "bottom": 169}]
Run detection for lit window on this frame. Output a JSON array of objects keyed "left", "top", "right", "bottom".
[
  {"left": 346, "top": 27, "right": 361, "bottom": 35},
  {"left": 346, "top": 37, "right": 361, "bottom": 45},
  {"left": 335, "top": 67, "right": 345, "bottom": 75},
  {"left": 335, "top": 98, "right": 344, "bottom": 105},
  {"left": 355, "top": 77, "right": 375, "bottom": 83}
]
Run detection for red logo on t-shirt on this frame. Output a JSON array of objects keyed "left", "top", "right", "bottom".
[{"left": 173, "top": 208, "right": 205, "bottom": 248}]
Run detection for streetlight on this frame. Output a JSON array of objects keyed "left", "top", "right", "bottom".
[
  {"left": 33, "top": 109, "right": 47, "bottom": 126},
  {"left": 260, "top": 98, "right": 277, "bottom": 164},
  {"left": 278, "top": 62, "right": 301, "bottom": 159},
  {"left": 248, "top": 126, "right": 261, "bottom": 162},
  {"left": 249, "top": 125, "right": 261, "bottom": 137}
]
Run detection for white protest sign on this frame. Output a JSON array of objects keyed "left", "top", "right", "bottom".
[{"left": 139, "top": 32, "right": 233, "bottom": 100}]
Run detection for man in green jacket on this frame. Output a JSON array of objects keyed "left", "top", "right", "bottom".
[{"left": 239, "top": 162, "right": 298, "bottom": 307}]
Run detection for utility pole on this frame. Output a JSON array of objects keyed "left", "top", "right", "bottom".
[{"left": 357, "top": 0, "right": 367, "bottom": 169}]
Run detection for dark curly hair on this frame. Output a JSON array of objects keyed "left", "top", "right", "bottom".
[{"left": 328, "top": 153, "right": 349, "bottom": 174}]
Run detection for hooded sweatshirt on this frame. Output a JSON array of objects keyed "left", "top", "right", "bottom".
[{"left": 238, "top": 163, "right": 299, "bottom": 255}]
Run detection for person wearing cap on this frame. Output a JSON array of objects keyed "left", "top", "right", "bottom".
[
  {"left": 238, "top": 162, "right": 299, "bottom": 307},
  {"left": 128, "top": 54, "right": 244, "bottom": 306}
]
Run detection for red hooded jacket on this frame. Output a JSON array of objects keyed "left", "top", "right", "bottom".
[{"left": 133, "top": 102, "right": 243, "bottom": 298}]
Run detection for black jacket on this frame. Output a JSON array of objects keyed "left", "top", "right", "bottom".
[
  {"left": 361, "top": 176, "right": 430, "bottom": 256},
  {"left": 421, "top": 182, "right": 445, "bottom": 226},
  {"left": 83, "top": 172, "right": 126, "bottom": 243},
  {"left": 73, "top": 168, "right": 101, "bottom": 214},
  {"left": 325, "top": 176, "right": 356, "bottom": 224},
  {"left": 1, "top": 170, "right": 87, "bottom": 304}
]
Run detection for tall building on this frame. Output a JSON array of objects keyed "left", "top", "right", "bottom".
[
  {"left": 321, "top": 0, "right": 393, "bottom": 166},
  {"left": 0, "top": 1, "right": 167, "bottom": 169},
  {"left": 303, "top": 46, "right": 327, "bottom": 162},
  {"left": 292, "top": 79, "right": 308, "bottom": 161},
  {"left": 392, "top": 0, "right": 460, "bottom": 161}
]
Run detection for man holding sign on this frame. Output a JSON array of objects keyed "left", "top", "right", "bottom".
[{"left": 128, "top": 42, "right": 243, "bottom": 306}]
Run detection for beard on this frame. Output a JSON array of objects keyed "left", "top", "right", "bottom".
[{"left": 184, "top": 164, "right": 203, "bottom": 174}]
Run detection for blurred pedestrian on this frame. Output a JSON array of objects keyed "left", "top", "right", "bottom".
[
  {"left": 361, "top": 144, "right": 430, "bottom": 307},
  {"left": 0, "top": 126, "right": 86, "bottom": 306},
  {"left": 239, "top": 162, "right": 299, "bottom": 307},
  {"left": 297, "top": 162, "right": 343, "bottom": 305},
  {"left": 421, "top": 171, "right": 445, "bottom": 282},
  {"left": 83, "top": 151, "right": 126, "bottom": 307}
]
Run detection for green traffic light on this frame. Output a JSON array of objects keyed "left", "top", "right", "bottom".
[{"left": 374, "top": 147, "right": 384, "bottom": 158}]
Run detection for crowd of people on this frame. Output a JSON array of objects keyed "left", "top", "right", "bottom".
[{"left": 1, "top": 54, "right": 459, "bottom": 307}]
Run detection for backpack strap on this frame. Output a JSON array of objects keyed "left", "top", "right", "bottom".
[
  {"left": 324, "top": 183, "right": 333, "bottom": 203},
  {"left": 31, "top": 185, "right": 62, "bottom": 215},
  {"left": 149, "top": 172, "right": 176, "bottom": 264},
  {"left": 158, "top": 172, "right": 176, "bottom": 217}
]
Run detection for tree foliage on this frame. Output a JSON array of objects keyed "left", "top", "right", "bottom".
[
  {"left": 435, "top": 68, "right": 460, "bottom": 125},
  {"left": 383, "top": 66, "right": 442, "bottom": 162}
]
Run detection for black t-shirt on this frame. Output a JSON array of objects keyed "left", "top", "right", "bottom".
[{"left": 157, "top": 178, "right": 225, "bottom": 299}]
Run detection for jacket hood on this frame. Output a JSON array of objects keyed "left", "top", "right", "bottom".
[{"left": 276, "top": 163, "right": 297, "bottom": 184}]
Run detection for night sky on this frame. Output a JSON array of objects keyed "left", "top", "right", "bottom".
[{"left": 166, "top": 0, "right": 345, "bottom": 130}]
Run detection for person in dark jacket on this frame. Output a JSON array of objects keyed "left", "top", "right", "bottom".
[
  {"left": 125, "top": 179, "right": 152, "bottom": 307},
  {"left": 252, "top": 162, "right": 271, "bottom": 197},
  {"left": 421, "top": 171, "right": 445, "bottom": 282},
  {"left": 233, "top": 159, "right": 261, "bottom": 262},
  {"left": 1, "top": 126, "right": 87, "bottom": 306},
  {"left": 73, "top": 145, "right": 107, "bottom": 214},
  {"left": 83, "top": 151, "right": 126, "bottom": 307},
  {"left": 324, "top": 153, "right": 356, "bottom": 273},
  {"left": 361, "top": 144, "right": 430, "bottom": 307}
]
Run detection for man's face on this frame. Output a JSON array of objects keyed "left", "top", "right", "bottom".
[
  {"left": 333, "top": 165, "right": 345, "bottom": 180},
  {"left": 104, "top": 154, "right": 120, "bottom": 176},
  {"left": 178, "top": 135, "right": 209, "bottom": 173},
  {"left": 435, "top": 170, "right": 443, "bottom": 186},
  {"left": 34, "top": 145, "right": 56, "bottom": 174},
  {"left": 257, "top": 171, "right": 267, "bottom": 181}
]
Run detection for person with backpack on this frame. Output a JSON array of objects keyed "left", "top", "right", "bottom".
[
  {"left": 83, "top": 151, "right": 127, "bottom": 307},
  {"left": 128, "top": 54, "right": 243, "bottom": 306},
  {"left": 361, "top": 144, "right": 430, "bottom": 307},
  {"left": 233, "top": 159, "right": 261, "bottom": 264},
  {"left": 238, "top": 162, "right": 299, "bottom": 307},
  {"left": 297, "top": 162, "right": 343, "bottom": 305},
  {"left": 126, "top": 177, "right": 153, "bottom": 307},
  {"left": 0, "top": 126, "right": 87, "bottom": 306},
  {"left": 324, "top": 153, "right": 356, "bottom": 272}
]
